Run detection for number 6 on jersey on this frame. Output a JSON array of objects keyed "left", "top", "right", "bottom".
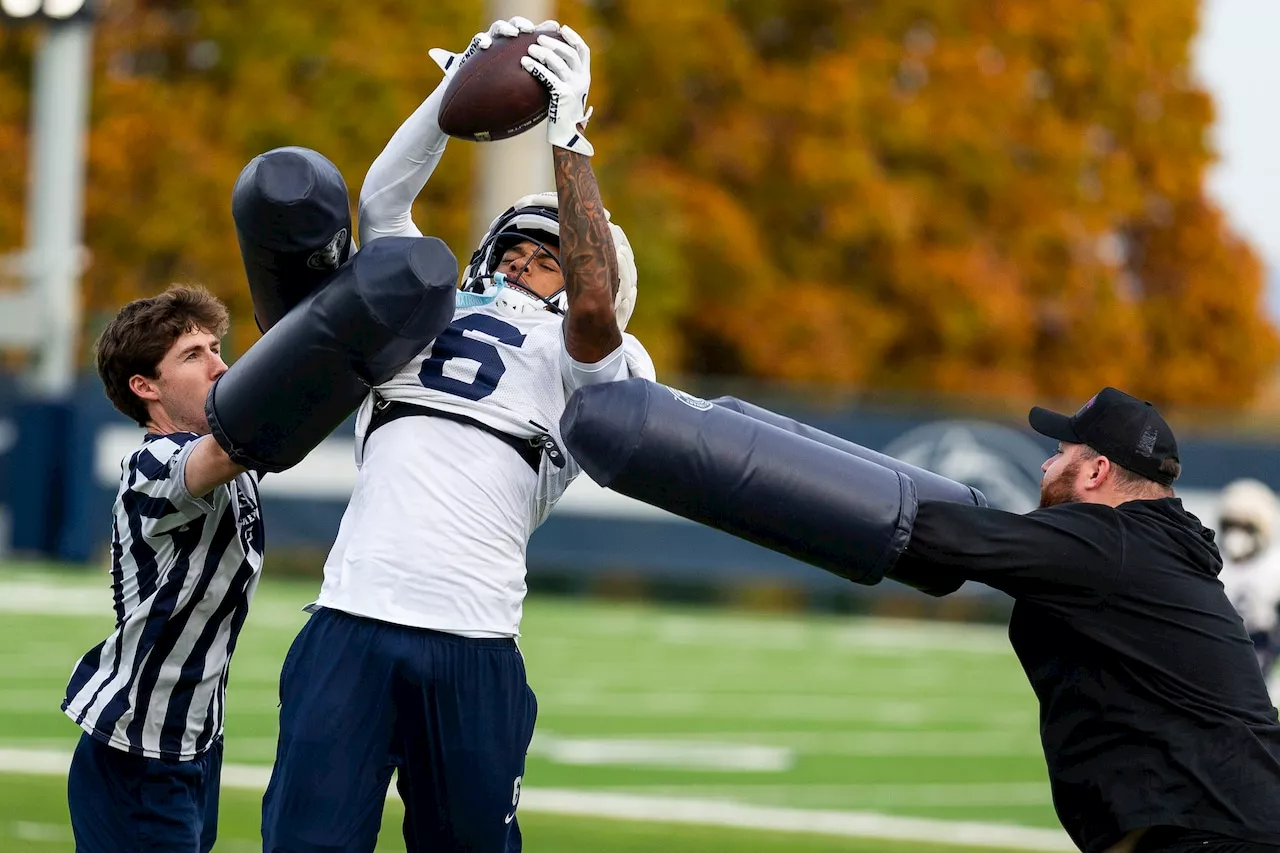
[{"left": 419, "top": 314, "right": 527, "bottom": 401}]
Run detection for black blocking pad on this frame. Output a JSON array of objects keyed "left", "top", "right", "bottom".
[
  {"left": 711, "top": 396, "right": 987, "bottom": 508},
  {"left": 232, "top": 146, "right": 355, "bottom": 332},
  {"left": 561, "top": 379, "right": 918, "bottom": 586},
  {"left": 206, "top": 236, "right": 459, "bottom": 473}
]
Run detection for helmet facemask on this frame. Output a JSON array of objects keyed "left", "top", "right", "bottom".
[
  {"left": 1218, "top": 478, "right": 1279, "bottom": 562},
  {"left": 461, "top": 191, "right": 638, "bottom": 331},
  {"left": 487, "top": 230, "right": 567, "bottom": 316}
]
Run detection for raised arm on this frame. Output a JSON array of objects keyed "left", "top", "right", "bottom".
[
  {"left": 524, "top": 26, "right": 623, "bottom": 363},
  {"left": 553, "top": 150, "right": 623, "bottom": 362},
  {"left": 359, "top": 18, "right": 542, "bottom": 245},
  {"left": 357, "top": 95, "right": 443, "bottom": 244}
]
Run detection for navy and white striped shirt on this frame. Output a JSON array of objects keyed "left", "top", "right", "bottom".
[{"left": 63, "top": 432, "right": 264, "bottom": 761}]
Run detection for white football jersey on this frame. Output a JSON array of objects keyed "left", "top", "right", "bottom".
[
  {"left": 313, "top": 301, "right": 656, "bottom": 637},
  {"left": 1220, "top": 549, "right": 1280, "bottom": 636}
]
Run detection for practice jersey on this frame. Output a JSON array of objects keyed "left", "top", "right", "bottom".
[
  {"left": 1220, "top": 549, "right": 1280, "bottom": 636},
  {"left": 63, "top": 433, "right": 264, "bottom": 761},
  {"left": 313, "top": 301, "right": 655, "bottom": 636}
]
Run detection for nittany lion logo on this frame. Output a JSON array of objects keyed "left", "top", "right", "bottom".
[
  {"left": 883, "top": 421, "right": 1048, "bottom": 513},
  {"left": 307, "top": 227, "right": 348, "bottom": 271},
  {"left": 235, "top": 486, "right": 263, "bottom": 554}
]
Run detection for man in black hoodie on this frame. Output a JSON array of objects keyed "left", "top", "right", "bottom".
[{"left": 890, "top": 387, "right": 1280, "bottom": 853}]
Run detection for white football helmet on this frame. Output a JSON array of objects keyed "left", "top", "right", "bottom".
[
  {"left": 460, "top": 192, "right": 638, "bottom": 331},
  {"left": 1219, "top": 478, "right": 1279, "bottom": 561}
]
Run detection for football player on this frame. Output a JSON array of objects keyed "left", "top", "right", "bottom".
[
  {"left": 1217, "top": 478, "right": 1280, "bottom": 699},
  {"left": 259, "top": 17, "right": 655, "bottom": 853}
]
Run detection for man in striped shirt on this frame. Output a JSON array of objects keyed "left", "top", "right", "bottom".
[{"left": 63, "top": 285, "right": 263, "bottom": 853}]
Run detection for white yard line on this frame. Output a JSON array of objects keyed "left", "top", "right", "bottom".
[
  {"left": 0, "top": 580, "right": 311, "bottom": 628},
  {"left": 531, "top": 729, "right": 1041, "bottom": 758},
  {"left": 0, "top": 748, "right": 1073, "bottom": 851},
  {"left": 11, "top": 821, "right": 73, "bottom": 843},
  {"left": 650, "top": 619, "right": 1012, "bottom": 655},
  {"left": 552, "top": 613, "right": 1014, "bottom": 655},
  {"left": 523, "top": 790, "right": 1075, "bottom": 850},
  {"left": 592, "top": 782, "right": 1053, "bottom": 808},
  {"left": 0, "top": 583, "right": 108, "bottom": 615},
  {"left": 529, "top": 734, "right": 795, "bottom": 772},
  {"left": 0, "top": 748, "right": 72, "bottom": 774},
  {"left": 1, "top": 579, "right": 1015, "bottom": 652},
  {"left": 533, "top": 691, "right": 1032, "bottom": 726}
]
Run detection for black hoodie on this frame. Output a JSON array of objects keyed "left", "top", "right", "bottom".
[{"left": 893, "top": 497, "right": 1280, "bottom": 852}]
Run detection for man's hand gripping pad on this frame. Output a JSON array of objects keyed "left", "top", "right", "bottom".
[
  {"left": 206, "top": 236, "right": 458, "bottom": 473},
  {"left": 560, "top": 379, "right": 917, "bottom": 585}
]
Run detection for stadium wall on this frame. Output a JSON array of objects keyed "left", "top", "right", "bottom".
[{"left": 0, "top": 375, "right": 1271, "bottom": 598}]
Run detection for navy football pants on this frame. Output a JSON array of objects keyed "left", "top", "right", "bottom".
[
  {"left": 67, "top": 731, "right": 222, "bottom": 852},
  {"left": 261, "top": 608, "right": 538, "bottom": 853}
]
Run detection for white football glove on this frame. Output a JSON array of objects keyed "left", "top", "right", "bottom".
[
  {"left": 521, "top": 25, "right": 595, "bottom": 156},
  {"left": 427, "top": 17, "right": 559, "bottom": 84}
]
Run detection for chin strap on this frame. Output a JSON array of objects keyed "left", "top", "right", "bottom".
[
  {"left": 458, "top": 272, "right": 565, "bottom": 316},
  {"left": 455, "top": 276, "right": 505, "bottom": 309},
  {"left": 496, "top": 272, "right": 565, "bottom": 315}
]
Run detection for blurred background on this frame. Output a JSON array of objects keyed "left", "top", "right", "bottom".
[{"left": 2, "top": 0, "right": 1279, "bottom": 851}]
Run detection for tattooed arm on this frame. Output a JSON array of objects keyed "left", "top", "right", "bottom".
[
  {"left": 555, "top": 148, "right": 623, "bottom": 363},
  {"left": 522, "top": 26, "right": 622, "bottom": 363}
]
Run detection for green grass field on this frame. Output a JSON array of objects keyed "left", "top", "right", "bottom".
[{"left": 0, "top": 563, "right": 1068, "bottom": 852}]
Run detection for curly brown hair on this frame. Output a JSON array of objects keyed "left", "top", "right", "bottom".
[{"left": 95, "top": 285, "right": 230, "bottom": 427}]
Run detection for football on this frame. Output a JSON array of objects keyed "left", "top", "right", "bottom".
[{"left": 438, "top": 31, "right": 562, "bottom": 142}]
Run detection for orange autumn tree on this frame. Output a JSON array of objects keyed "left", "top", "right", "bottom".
[
  {"left": 568, "top": 0, "right": 1275, "bottom": 407},
  {"left": 0, "top": 0, "right": 483, "bottom": 360},
  {"left": 0, "top": 0, "right": 1271, "bottom": 408}
]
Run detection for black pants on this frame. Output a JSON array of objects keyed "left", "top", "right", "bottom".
[{"left": 1136, "top": 827, "right": 1280, "bottom": 852}]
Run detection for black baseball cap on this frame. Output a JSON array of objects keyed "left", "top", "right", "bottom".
[{"left": 1028, "top": 387, "right": 1180, "bottom": 486}]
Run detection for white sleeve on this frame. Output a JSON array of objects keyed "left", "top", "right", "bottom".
[
  {"left": 560, "top": 332, "right": 657, "bottom": 392},
  {"left": 1253, "top": 552, "right": 1280, "bottom": 632},
  {"left": 357, "top": 88, "right": 449, "bottom": 245},
  {"left": 1222, "top": 556, "right": 1280, "bottom": 634}
]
